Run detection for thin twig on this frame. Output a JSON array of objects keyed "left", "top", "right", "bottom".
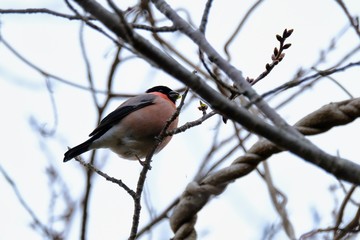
[
  {"left": 261, "top": 61, "right": 360, "bottom": 99},
  {"left": 79, "top": 20, "right": 99, "bottom": 109},
  {"left": 0, "top": 35, "right": 104, "bottom": 92},
  {"left": 224, "top": 0, "right": 265, "bottom": 61},
  {"left": 335, "top": 0, "right": 360, "bottom": 38},
  {"left": 0, "top": 165, "right": 58, "bottom": 238},
  {"left": 132, "top": 23, "right": 177, "bottom": 32},
  {"left": 137, "top": 198, "right": 180, "bottom": 237},
  {"left": 0, "top": 8, "right": 94, "bottom": 20},
  {"left": 73, "top": 155, "right": 136, "bottom": 197}
]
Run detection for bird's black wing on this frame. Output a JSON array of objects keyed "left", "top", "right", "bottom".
[
  {"left": 63, "top": 95, "right": 156, "bottom": 162},
  {"left": 88, "top": 96, "right": 155, "bottom": 139}
]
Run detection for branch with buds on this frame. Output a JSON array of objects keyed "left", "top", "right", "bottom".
[{"left": 250, "top": 28, "right": 293, "bottom": 85}]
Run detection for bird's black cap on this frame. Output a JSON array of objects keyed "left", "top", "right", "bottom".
[{"left": 146, "top": 86, "right": 179, "bottom": 104}]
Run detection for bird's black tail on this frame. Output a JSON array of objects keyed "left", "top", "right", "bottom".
[{"left": 63, "top": 139, "right": 93, "bottom": 162}]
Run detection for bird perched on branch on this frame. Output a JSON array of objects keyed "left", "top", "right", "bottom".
[{"left": 63, "top": 86, "right": 180, "bottom": 162}]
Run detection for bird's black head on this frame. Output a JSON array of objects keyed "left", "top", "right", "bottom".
[{"left": 146, "top": 86, "right": 180, "bottom": 104}]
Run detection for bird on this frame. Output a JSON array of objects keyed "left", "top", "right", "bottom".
[{"left": 63, "top": 86, "right": 180, "bottom": 162}]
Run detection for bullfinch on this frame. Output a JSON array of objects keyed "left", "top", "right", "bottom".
[{"left": 63, "top": 86, "right": 179, "bottom": 162}]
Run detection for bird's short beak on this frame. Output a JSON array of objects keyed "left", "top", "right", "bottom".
[{"left": 169, "top": 90, "right": 181, "bottom": 102}]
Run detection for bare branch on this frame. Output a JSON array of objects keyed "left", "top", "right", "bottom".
[
  {"left": 0, "top": 8, "right": 91, "bottom": 20},
  {"left": 74, "top": 155, "right": 136, "bottom": 197},
  {"left": 224, "top": 0, "right": 265, "bottom": 61},
  {"left": 335, "top": 0, "right": 360, "bottom": 38},
  {"left": 0, "top": 164, "right": 60, "bottom": 239},
  {"left": 261, "top": 61, "right": 360, "bottom": 99},
  {"left": 132, "top": 23, "right": 177, "bottom": 32}
]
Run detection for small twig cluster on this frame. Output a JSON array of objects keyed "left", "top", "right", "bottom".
[
  {"left": 272, "top": 29, "right": 293, "bottom": 64},
  {"left": 221, "top": 28, "right": 294, "bottom": 120},
  {"left": 249, "top": 28, "right": 293, "bottom": 85},
  {"left": 219, "top": 29, "right": 294, "bottom": 123}
]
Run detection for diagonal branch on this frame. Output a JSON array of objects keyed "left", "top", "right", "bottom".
[{"left": 0, "top": 8, "right": 92, "bottom": 20}]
